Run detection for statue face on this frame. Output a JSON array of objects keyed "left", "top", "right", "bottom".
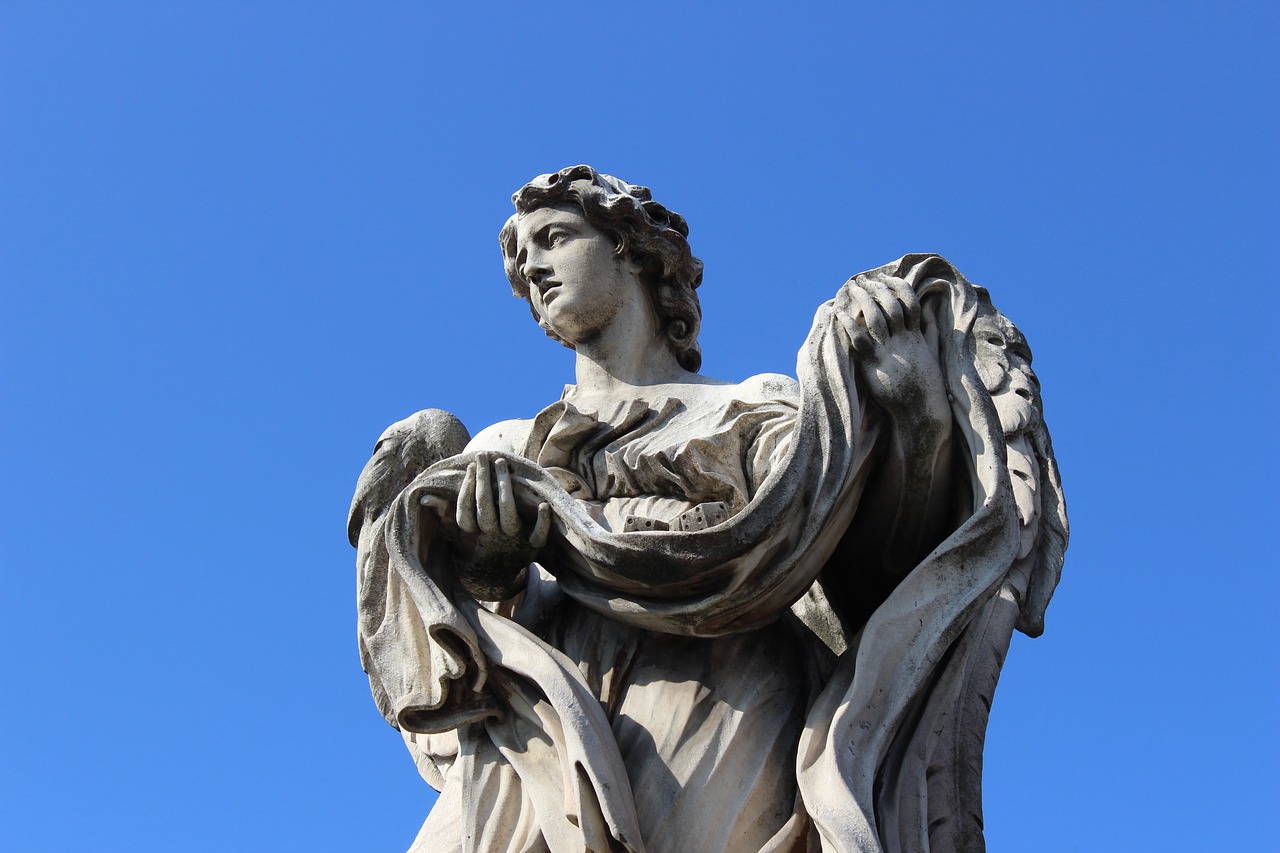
[
  {"left": 973, "top": 314, "right": 1039, "bottom": 436},
  {"left": 513, "top": 205, "right": 646, "bottom": 346}
]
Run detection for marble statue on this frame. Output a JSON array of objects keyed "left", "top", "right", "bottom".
[{"left": 348, "top": 165, "right": 1068, "bottom": 853}]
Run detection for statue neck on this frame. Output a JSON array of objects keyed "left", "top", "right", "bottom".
[{"left": 572, "top": 326, "right": 693, "bottom": 405}]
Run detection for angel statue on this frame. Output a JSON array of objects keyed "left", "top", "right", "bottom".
[{"left": 348, "top": 165, "right": 1068, "bottom": 853}]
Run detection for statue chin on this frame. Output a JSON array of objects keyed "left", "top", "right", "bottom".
[{"left": 994, "top": 390, "right": 1037, "bottom": 436}]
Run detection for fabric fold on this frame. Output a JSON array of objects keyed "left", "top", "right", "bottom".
[{"left": 352, "top": 255, "right": 1054, "bottom": 853}]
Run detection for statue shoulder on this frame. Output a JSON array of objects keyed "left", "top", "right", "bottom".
[
  {"left": 735, "top": 372, "right": 801, "bottom": 403},
  {"left": 465, "top": 418, "right": 534, "bottom": 456}
]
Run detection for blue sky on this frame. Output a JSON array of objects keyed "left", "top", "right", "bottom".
[{"left": 2, "top": 3, "right": 1276, "bottom": 851}]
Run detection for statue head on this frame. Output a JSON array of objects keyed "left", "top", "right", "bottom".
[
  {"left": 973, "top": 290, "right": 1040, "bottom": 438},
  {"left": 500, "top": 165, "right": 704, "bottom": 372}
]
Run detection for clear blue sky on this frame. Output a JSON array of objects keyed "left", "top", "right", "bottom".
[{"left": 2, "top": 3, "right": 1276, "bottom": 851}]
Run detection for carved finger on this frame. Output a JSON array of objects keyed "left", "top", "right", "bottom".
[
  {"left": 921, "top": 299, "right": 941, "bottom": 348},
  {"left": 863, "top": 278, "right": 905, "bottom": 333},
  {"left": 420, "top": 494, "right": 458, "bottom": 536},
  {"left": 419, "top": 494, "right": 449, "bottom": 514},
  {"left": 832, "top": 286, "right": 862, "bottom": 341},
  {"left": 834, "top": 280, "right": 857, "bottom": 316},
  {"left": 456, "top": 463, "right": 478, "bottom": 534},
  {"left": 495, "top": 457, "right": 520, "bottom": 537},
  {"left": 848, "top": 324, "right": 874, "bottom": 358},
  {"left": 882, "top": 275, "right": 921, "bottom": 331},
  {"left": 530, "top": 502, "right": 551, "bottom": 549},
  {"left": 474, "top": 452, "right": 497, "bottom": 534},
  {"left": 851, "top": 286, "right": 889, "bottom": 344}
]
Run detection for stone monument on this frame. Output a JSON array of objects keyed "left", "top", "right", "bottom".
[{"left": 348, "top": 165, "right": 1068, "bottom": 853}]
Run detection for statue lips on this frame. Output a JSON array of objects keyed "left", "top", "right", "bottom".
[{"left": 538, "top": 279, "right": 562, "bottom": 304}]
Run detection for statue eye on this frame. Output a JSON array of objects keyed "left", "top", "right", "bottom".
[
  {"left": 984, "top": 335, "right": 1004, "bottom": 347},
  {"left": 546, "top": 230, "right": 568, "bottom": 247}
]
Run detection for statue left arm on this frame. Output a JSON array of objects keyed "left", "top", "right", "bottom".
[{"left": 834, "top": 269, "right": 956, "bottom": 572}]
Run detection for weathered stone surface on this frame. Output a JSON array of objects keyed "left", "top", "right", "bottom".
[{"left": 348, "top": 166, "right": 1068, "bottom": 853}]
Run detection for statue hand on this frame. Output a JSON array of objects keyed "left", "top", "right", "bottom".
[
  {"left": 838, "top": 271, "right": 951, "bottom": 431},
  {"left": 421, "top": 452, "right": 551, "bottom": 601}
]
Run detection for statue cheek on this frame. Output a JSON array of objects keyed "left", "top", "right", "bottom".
[{"left": 975, "top": 352, "right": 1006, "bottom": 394}]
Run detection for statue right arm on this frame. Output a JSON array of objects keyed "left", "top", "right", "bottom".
[{"left": 421, "top": 419, "right": 551, "bottom": 601}]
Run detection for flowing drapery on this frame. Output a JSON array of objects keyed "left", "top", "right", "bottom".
[{"left": 351, "top": 255, "right": 1060, "bottom": 853}]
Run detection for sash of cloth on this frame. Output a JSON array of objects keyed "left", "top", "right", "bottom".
[{"left": 355, "top": 255, "right": 1020, "bottom": 853}]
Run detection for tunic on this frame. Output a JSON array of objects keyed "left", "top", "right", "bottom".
[
  {"left": 513, "top": 387, "right": 812, "bottom": 852},
  {"left": 353, "top": 255, "right": 1042, "bottom": 853}
]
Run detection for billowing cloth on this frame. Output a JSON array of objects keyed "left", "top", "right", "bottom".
[{"left": 351, "top": 255, "right": 1061, "bottom": 853}]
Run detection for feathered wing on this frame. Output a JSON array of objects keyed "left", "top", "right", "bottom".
[
  {"left": 348, "top": 408, "right": 471, "bottom": 547},
  {"left": 348, "top": 409, "right": 471, "bottom": 737}
]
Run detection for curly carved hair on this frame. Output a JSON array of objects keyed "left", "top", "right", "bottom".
[{"left": 499, "top": 165, "right": 705, "bottom": 372}]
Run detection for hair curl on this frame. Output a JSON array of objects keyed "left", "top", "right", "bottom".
[{"left": 499, "top": 165, "right": 704, "bottom": 372}]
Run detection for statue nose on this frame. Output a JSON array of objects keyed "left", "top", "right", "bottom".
[
  {"left": 1008, "top": 371, "right": 1037, "bottom": 400},
  {"left": 525, "top": 262, "right": 550, "bottom": 288}
]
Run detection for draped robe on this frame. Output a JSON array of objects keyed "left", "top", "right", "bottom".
[{"left": 349, "top": 255, "right": 1065, "bottom": 853}]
